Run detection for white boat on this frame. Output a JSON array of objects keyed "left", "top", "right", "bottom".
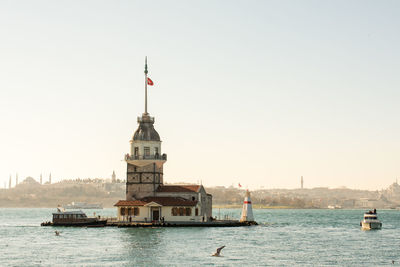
[
  {"left": 63, "top": 202, "right": 103, "bottom": 209},
  {"left": 360, "top": 209, "right": 382, "bottom": 230}
]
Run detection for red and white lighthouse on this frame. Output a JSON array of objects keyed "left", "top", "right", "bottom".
[{"left": 240, "top": 190, "right": 255, "bottom": 222}]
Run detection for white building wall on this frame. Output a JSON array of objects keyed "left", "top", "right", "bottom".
[
  {"left": 117, "top": 206, "right": 150, "bottom": 222},
  {"left": 161, "top": 206, "right": 202, "bottom": 222},
  {"left": 117, "top": 206, "right": 202, "bottom": 222},
  {"left": 130, "top": 140, "right": 161, "bottom": 157}
]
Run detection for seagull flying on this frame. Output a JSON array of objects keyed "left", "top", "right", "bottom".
[{"left": 212, "top": 246, "right": 225, "bottom": 257}]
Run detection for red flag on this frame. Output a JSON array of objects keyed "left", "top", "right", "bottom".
[
  {"left": 147, "top": 77, "right": 154, "bottom": 86},
  {"left": 238, "top": 183, "right": 242, "bottom": 188}
]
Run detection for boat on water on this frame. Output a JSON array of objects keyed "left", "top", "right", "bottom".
[
  {"left": 360, "top": 209, "right": 382, "bottom": 230},
  {"left": 63, "top": 202, "right": 103, "bottom": 209},
  {"left": 41, "top": 208, "right": 107, "bottom": 227}
]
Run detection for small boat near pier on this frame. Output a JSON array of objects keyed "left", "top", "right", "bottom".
[
  {"left": 63, "top": 202, "right": 103, "bottom": 209},
  {"left": 41, "top": 208, "right": 107, "bottom": 227}
]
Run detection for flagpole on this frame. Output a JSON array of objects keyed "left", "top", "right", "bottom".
[{"left": 144, "top": 56, "right": 148, "bottom": 115}]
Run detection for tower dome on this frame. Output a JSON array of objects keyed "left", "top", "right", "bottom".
[{"left": 133, "top": 114, "right": 160, "bottom": 141}]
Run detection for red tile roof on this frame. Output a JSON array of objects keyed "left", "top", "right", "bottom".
[
  {"left": 156, "top": 185, "right": 201, "bottom": 193},
  {"left": 144, "top": 197, "right": 197, "bottom": 206},
  {"left": 114, "top": 197, "right": 197, "bottom": 207},
  {"left": 114, "top": 200, "right": 148, "bottom": 206}
]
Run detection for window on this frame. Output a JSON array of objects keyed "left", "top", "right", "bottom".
[
  {"left": 186, "top": 208, "right": 192, "bottom": 216},
  {"left": 171, "top": 207, "right": 192, "bottom": 216},
  {"left": 195, "top": 208, "right": 199, "bottom": 216},
  {"left": 144, "top": 147, "right": 150, "bottom": 157},
  {"left": 120, "top": 208, "right": 125, "bottom": 216},
  {"left": 172, "top": 207, "right": 178, "bottom": 216},
  {"left": 128, "top": 208, "right": 132, "bottom": 216},
  {"left": 134, "top": 207, "right": 140, "bottom": 216},
  {"left": 155, "top": 147, "right": 159, "bottom": 155},
  {"left": 134, "top": 147, "right": 139, "bottom": 156}
]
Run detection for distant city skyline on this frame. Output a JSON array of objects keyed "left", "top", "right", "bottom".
[{"left": 1, "top": 1, "right": 400, "bottom": 190}]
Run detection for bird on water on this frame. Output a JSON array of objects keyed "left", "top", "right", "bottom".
[
  {"left": 55, "top": 231, "right": 60, "bottom": 236},
  {"left": 212, "top": 246, "right": 225, "bottom": 257}
]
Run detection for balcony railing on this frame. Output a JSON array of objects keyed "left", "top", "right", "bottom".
[{"left": 125, "top": 153, "right": 167, "bottom": 161}]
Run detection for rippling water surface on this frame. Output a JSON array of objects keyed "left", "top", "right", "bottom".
[{"left": 1, "top": 208, "right": 400, "bottom": 266}]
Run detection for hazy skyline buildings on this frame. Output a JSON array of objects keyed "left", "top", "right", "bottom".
[{"left": 1, "top": 1, "right": 400, "bottom": 190}]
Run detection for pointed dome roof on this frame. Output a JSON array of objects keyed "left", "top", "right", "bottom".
[{"left": 133, "top": 114, "right": 160, "bottom": 141}]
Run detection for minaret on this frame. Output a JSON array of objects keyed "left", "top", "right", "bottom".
[
  {"left": 9, "top": 175, "right": 12, "bottom": 189},
  {"left": 301, "top": 176, "right": 304, "bottom": 189},
  {"left": 40, "top": 174, "right": 43, "bottom": 185},
  {"left": 16, "top": 173, "right": 18, "bottom": 186},
  {"left": 125, "top": 58, "right": 167, "bottom": 200},
  {"left": 112, "top": 170, "right": 116, "bottom": 183},
  {"left": 49, "top": 173, "right": 52, "bottom": 184},
  {"left": 240, "top": 190, "right": 255, "bottom": 222}
]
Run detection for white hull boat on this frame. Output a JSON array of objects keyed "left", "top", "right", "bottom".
[{"left": 360, "top": 209, "right": 382, "bottom": 230}]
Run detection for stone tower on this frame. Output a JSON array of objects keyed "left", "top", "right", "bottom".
[
  {"left": 112, "top": 170, "right": 117, "bottom": 183},
  {"left": 125, "top": 58, "right": 167, "bottom": 200}
]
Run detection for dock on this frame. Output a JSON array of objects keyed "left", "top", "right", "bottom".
[
  {"left": 42, "top": 217, "right": 257, "bottom": 227},
  {"left": 105, "top": 219, "right": 257, "bottom": 227}
]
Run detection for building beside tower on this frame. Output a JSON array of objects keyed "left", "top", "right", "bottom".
[{"left": 114, "top": 59, "right": 212, "bottom": 223}]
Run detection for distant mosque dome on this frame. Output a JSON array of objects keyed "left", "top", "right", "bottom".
[
  {"left": 133, "top": 115, "right": 160, "bottom": 141},
  {"left": 21, "top": 177, "right": 40, "bottom": 185}
]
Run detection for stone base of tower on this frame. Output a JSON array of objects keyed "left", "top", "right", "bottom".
[{"left": 126, "top": 162, "right": 163, "bottom": 200}]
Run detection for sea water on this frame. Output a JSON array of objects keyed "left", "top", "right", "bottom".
[{"left": 1, "top": 208, "right": 399, "bottom": 266}]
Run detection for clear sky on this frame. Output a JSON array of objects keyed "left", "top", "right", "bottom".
[{"left": 1, "top": 0, "right": 399, "bottom": 190}]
